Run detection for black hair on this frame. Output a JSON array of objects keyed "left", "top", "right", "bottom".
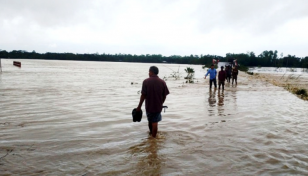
[{"left": 149, "top": 66, "right": 159, "bottom": 75}]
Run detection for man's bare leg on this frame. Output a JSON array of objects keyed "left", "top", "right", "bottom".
[
  {"left": 148, "top": 122, "right": 152, "bottom": 135},
  {"left": 151, "top": 123, "right": 158, "bottom": 138}
]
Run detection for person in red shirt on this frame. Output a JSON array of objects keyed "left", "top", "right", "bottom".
[
  {"left": 218, "top": 66, "right": 227, "bottom": 90},
  {"left": 136, "top": 66, "right": 170, "bottom": 138}
]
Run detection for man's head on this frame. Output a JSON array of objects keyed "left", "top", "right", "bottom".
[
  {"left": 211, "top": 64, "right": 214, "bottom": 69},
  {"left": 149, "top": 66, "right": 159, "bottom": 76},
  {"left": 221, "top": 66, "right": 224, "bottom": 70}
]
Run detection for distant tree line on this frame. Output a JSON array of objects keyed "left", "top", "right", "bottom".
[
  {"left": 226, "top": 51, "right": 308, "bottom": 69},
  {"left": 0, "top": 49, "right": 308, "bottom": 68}
]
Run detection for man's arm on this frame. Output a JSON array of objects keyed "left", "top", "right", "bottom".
[
  {"left": 136, "top": 94, "right": 146, "bottom": 111},
  {"left": 205, "top": 70, "right": 209, "bottom": 78}
]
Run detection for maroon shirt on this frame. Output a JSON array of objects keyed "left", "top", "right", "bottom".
[
  {"left": 141, "top": 75, "right": 169, "bottom": 113},
  {"left": 218, "top": 70, "right": 227, "bottom": 81}
]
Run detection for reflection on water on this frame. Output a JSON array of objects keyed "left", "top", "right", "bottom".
[
  {"left": 217, "top": 90, "right": 224, "bottom": 106},
  {"left": 208, "top": 89, "right": 217, "bottom": 107},
  {"left": 217, "top": 91, "right": 224, "bottom": 117},
  {"left": 129, "top": 137, "right": 164, "bottom": 175},
  {"left": 208, "top": 89, "right": 227, "bottom": 116},
  {"left": 1, "top": 59, "right": 308, "bottom": 175}
]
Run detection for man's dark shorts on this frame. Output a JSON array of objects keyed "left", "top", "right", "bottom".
[{"left": 147, "top": 112, "right": 162, "bottom": 123}]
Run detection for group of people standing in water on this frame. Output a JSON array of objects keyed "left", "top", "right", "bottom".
[
  {"left": 135, "top": 65, "right": 239, "bottom": 138},
  {"left": 205, "top": 64, "right": 239, "bottom": 90}
]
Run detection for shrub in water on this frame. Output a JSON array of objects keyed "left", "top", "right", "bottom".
[
  {"left": 295, "top": 89, "right": 307, "bottom": 96},
  {"left": 184, "top": 67, "right": 195, "bottom": 83}
]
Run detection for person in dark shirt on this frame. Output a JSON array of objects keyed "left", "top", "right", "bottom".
[
  {"left": 218, "top": 66, "right": 227, "bottom": 90},
  {"left": 136, "top": 66, "right": 170, "bottom": 138},
  {"left": 225, "top": 65, "right": 232, "bottom": 83},
  {"left": 232, "top": 66, "right": 239, "bottom": 85}
]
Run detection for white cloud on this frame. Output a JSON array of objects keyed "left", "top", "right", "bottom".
[{"left": 0, "top": 0, "right": 308, "bottom": 57}]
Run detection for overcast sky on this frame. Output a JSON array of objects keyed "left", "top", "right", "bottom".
[{"left": 1, "top": 0, "right": 308, "bottom": 57}]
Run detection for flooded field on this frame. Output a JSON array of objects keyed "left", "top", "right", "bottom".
[{"left": 1, "top": 59, "right": 308, "bottom": 175}]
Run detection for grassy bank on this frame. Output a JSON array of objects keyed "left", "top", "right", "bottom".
[
  {"left": 249, "top": 73, "right": 308, "bottom": 101},
  {"left": 285, "top": 84, "right": 308, "bottom": 101}
]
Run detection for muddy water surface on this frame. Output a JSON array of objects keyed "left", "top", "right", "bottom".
[{"left": 0, "top": 59, "right": 308, "bottom": 175}]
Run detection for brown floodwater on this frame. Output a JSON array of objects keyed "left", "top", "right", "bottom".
[{"left": 0, "top": 59, "right": 308, "bottom": 175}]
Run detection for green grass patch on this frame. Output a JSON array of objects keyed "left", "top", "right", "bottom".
[{"left": 238, "top": 65, "right": 249, "bottom": 72}]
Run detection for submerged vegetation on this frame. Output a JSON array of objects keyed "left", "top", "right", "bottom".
[
  {"left": 255, "top": 73, "right": 308, "bottom": 101},
  {"left": 184, "top": 67, "right": 195, "bottom": 83},
  {"left": 286, "top": 85, "right": 308, "bottom": 101},
  {"left": 163, "top": 66, "right": 181, "bottom": 81},
  {"left": 169, "top": 68, "right": 181, "bottom": 80},
  {"left": 282, "top": 75, "right": 308, "bottom": 101},
  {"left": 295, "top": 88, "right": 307, "bottom": 96},
  {"left": 238, "top": 65, "right": 249, "bottom": 72}
]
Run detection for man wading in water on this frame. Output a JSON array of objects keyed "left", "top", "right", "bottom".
[
  {"left": 136, "top": 66, "right": 169, "bottom": 138},
  {"left": 225, "top": 65, "right": 232, "bottom": 83},
  {"left": 205, "top": 64, "right": 217, "bottom": 90},
  {"left": 218, "top": 66, "right": 227, "bottom": 90},
  {"left": 232, "top": 66, "right": 239, "bottom": 85}
]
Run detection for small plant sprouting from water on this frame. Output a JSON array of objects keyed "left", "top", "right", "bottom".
[
  {"left": 184, "top": 67, "right": 195, "bottom": 83},
  {"left": 163, "top": 76, "right": 168, "bottom": 81},
  {"left": 170, "top": 71, "right": 180, "bottom": 80},
  {"left": 287, "top": 74, "right": 301, "bottom": 80},
  {"left": 296, "top": 75, "right": 301, "bottom": 80},
  {"left": 166, "top": 66, "right": 181, "bottom": 80},
  {"left": 289, "top": 68, "right": 297, "bottom": 72},
  {"left": 288, "top": 74, "right": 295, "bottom": 80}
]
